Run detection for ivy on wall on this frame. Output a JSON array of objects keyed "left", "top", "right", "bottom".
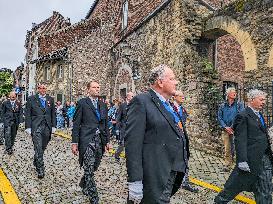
[
  {"left": 0, "top": 71, "right": 13, "bottom": 97},
  {"left": 201, "top": 58, "right": 222, "bottom": 137}
]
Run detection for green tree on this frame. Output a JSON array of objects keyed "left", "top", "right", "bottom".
[{"left": 0, "top": 71, "right": 13, "bottom": 97}]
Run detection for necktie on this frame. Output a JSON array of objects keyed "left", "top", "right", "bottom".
[
  {"left": 259, "top": 113, "right": 266, "bottom": 127},
  {"left": 40, "top": 97, "right": 46, "bottom": 108}
]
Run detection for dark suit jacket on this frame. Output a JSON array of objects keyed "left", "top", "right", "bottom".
[
  {"left": 234, "top": 107, "right": 272, "bottom": 175},
  {"left": 125, "top": 89, "right": 189, "bottom": 203},
  {"left": 25, "top": 94, "right": 56, "bottom": 133},
  {"left": 72, "top": 97, "right": 109, "bottom": 166},
  {"left": 116, "top": 102, "right": 127, "bottom": 141},
  {"left": 1, "top": 100, "right": 23, "bottom": 127},
  {"left": 0, "top": 100, "right": 3, "bottom": 123}
]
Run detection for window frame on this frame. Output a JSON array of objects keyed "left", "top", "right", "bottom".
[{"left": 122, "top": 0, "right": 129, "bottom": 30}]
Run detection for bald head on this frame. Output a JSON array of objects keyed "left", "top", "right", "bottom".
[
  {"left": 9, "top": 92, "right": 16, "bottom": 101},
  {"left": 126, "top": 92, "right": 135, "bottom": 103},
  {"left": 174, "top": 90, "right": 185, "bottom": 104},
  {"left": 149, "top": 64, "right": 178, "bottom": 99}
]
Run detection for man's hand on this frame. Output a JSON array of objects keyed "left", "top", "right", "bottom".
[
  {"left": 52, "top": 127, "right": 56, "bottom": 133},
  {"left": 128, "top": 181, "right": 143, "bottom": 203},
  {"left": 238, "top": 162, "right": 251, "bottom": 172},
  {"left": 105, "top": 143, "right": 112, "bottom": 152},
  {"left": 225, "top": 127, "right": 234, "bottom": 135},
  {"left": 72, "top": 144, "right": 79, "bottom": 156},
  {"left": 25, "top": 128, "right": 31, "bottom": 135}
]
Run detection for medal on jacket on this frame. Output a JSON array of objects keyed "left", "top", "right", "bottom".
[{"left": 178, "top": 121, "right": 183, "bottom": 129}]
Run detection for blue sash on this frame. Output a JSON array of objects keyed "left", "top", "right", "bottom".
[
  {"left": 95, "top": 109, "right": 101, "bottom": 121},
  {"left": 161, "top": 101, "right": 180, "bottom": 125}
]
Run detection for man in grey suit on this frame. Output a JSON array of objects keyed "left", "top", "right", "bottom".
[
  {"left": 25, "top": 83, "right": 56, "bottom": 178},
  {"left": 72, "top": 81, "right": 109, "bottom": 204},
  {"left": 215, "top": 89, "right": 273, "bottom": 204},
  {"left": 125, "top": 64, "right": 189, "bottom": 204},
  {"left": 114, "top": 91, "right": 134, "bottom": 161},
  {"left": 2, "top": 91, "right": 23, "bottom": 154}
]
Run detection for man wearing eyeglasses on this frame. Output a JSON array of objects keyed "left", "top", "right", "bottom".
[
  {"left": 25, "top": 83, "right": 56, "bottom": 178},
  {"left": 1, "top": 91, "right": 22, "bottom": 155}
]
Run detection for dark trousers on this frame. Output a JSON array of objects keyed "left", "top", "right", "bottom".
[
  {"left": 215, "top": 154, "right": 272, "bottom": 204},
  {"left": 114, "top": 140, "right": 124, "bottom": 159},
  {"left": 127, "top": 171, "right": 184, "bottom": 204},
  {"left": 81, "top": 135, "right": 103, "bottom": 204},
  {"left": 65, "top": 116, "right": 69, "bottom": 128},
  {"left": 4, "top": 122, "right": 18, "bottom": 151},
  {"left": 0, "top": 124, "right": 5, "bottom": 143},
  {"left": 32, "top": 122, "right": 51, "bottom": 172}
]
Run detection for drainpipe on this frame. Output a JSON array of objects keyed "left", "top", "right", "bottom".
[{"left": 197, "top": 0, "right": 216, "bottom": 11}]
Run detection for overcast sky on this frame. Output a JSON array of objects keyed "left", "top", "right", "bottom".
[{"left": 0, "top": 0, "right": 95, "bottom": 70}]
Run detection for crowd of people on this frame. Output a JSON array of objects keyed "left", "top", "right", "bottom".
[{"left": 0, "top": 64, "right": 272, "bottom": 204}]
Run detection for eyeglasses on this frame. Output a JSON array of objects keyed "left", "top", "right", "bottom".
[{"left": 38, "top": 87, "right": 46, "bottom": 89}]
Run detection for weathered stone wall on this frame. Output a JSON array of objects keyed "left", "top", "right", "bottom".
[
  {"left": 113, "top": 0, "right": 225, "bottom": 153},
  {"left": 68, "top": 24, "right": 114, "bottom": 101}
]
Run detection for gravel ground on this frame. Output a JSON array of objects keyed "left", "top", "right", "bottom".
[{"left": 0, "top": 130, "right": 250, "bottom": 203}]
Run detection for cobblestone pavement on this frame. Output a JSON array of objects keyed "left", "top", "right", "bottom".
[{"left": 0, "top": 129, "right": 251, "bottom": 204}]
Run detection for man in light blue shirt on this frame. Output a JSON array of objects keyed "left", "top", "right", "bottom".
[{"left": 217, "top": 87, "right": 244, "bottom": 171}]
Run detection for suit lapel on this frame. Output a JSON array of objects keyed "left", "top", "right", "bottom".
[
  {"left": 246, "top": 107, "right": 267, "bottom": 133},
  {"left": 85, "top": 97, "right": 99, "bottom": 120},
  {"left": 7, "top": 100, "right": 12, "bottom": 110},
  {"left": 149, "top": 90, "right": 182, "bottom": 137},
  {"left": 45, "top": 95, "right": 51, "bottom": 110}
]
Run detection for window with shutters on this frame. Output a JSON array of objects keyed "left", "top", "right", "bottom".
[{"left": 57, "top": 64, "right": 64, "bottom": 79}]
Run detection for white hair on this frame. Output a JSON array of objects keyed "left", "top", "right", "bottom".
[
  {"left": 148, "top": 64, "right": 170, "bottom": 85},
  {"left": 247, "top": 89, "right": 267, "bottom": 100},
  {"left": 226, "top": 87, "right": 236, "bottom": 95}
]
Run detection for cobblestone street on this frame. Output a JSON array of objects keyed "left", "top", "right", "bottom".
[{"left": 0, "top": 130, "right": 251, "bottom": 204}]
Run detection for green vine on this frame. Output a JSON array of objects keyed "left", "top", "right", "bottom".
[
  {"left": 234, "top": 0, "right": 246, "bottom": 12},
  {"left": 202, "top": 58, "right": 218, "bottom": 79}
]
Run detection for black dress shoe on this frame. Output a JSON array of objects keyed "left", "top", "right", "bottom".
[
  {"left": 4, "top": 149, "right": 13, "bottom": 155},
  {"left": 37, "top": 172, "right": 45, "bottom": 179},
  {"left": 37, "top": 169, "right": 45, "bottom": 179},
  {"left": 79, "top": 177, "right": 85, "bottom": 188},
  {"left": 182, "top": 184, "right": 199, "bottom": 193}
]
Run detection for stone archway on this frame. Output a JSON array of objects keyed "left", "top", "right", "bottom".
[
  {"left": 203, "top": 16, "right": 257, "bottom": 71},
  {"left": 114, "top": 63, "right": 135, "bottom": 100}
]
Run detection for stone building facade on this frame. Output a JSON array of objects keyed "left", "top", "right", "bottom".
[
  {"left": 28, "top": 0, "right": 273, "bottom": 154},
  {"left": 24, "top": 11, "right": 71, "bottom": 98}
]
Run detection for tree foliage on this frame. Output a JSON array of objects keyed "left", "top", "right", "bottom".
[{"left": 0, "top": 71, "right": 13, "bottom": 97}]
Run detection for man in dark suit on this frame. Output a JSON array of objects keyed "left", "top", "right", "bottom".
[
  {"left": 25, "top": 83, "right": 56, "bottom": 178},
  {"left": 0, "top": 97, "right": 5, "bottom": 145},
  {"left": 72, "top": 81, "right": 109, "bottom": 204},
  {"left": 215, "top": 89, "right": 273, "bottom": 204},
  {"left": 171, "top": 91, "right": 198, "bottom": 193},
  {"left": 125, "top": 64, "right": 189, "bottom": 204},
  {"left": 1, "top": 91, "right": 22, "bottom": 154},
  {"left": 114, "top": 91, "right": 134, "bottom": 161}
]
